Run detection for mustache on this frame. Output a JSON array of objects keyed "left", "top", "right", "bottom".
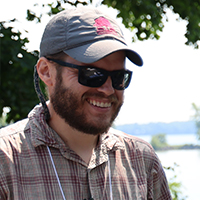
[{"left": 83, "top": 92, "right": 118, "bottom": 103}]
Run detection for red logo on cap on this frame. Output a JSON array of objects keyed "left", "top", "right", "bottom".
[{"left": 94, "top": 17, "right": 118, "bottom": 36}]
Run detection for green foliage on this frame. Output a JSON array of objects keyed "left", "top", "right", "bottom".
[
  {"left": 103, "top": 0, "right": 164, "bottom": 41},
  {"left": 26, "top": 0, "right": 88, "bottom": 20},
  {"left": 27, "top": 9, "right": 42, "bottom": 22},
  {"left": 0, "top": 20, "right": 39, "bottom": 125},
  {"left": 0, "top": 107, "right": 13, "bottom": 128},
  {"left": 103, "top": 0, "right": 200, "bottom": 48},
  {"left": 24, "top": 0, "right": 200, "bottom": 48},
  {"left": 164, "top": 163, "right": 187, "bottom": 200},
  {"left": 192, "top": 103, "right": 200, "bottom": 140},
  {"left": 1, "top": 0, "right": 200, "bottom": 124},
  {"left": 166, "top": 0, "right": 200, "bottom": 48},
  {"left": 0, "top": 4, "right": 194, "bottom": 199},
  {"left": 150, "top": 133, "right": 168, "bottom": 150}
]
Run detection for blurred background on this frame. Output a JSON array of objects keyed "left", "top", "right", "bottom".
[{"left": 1, "top": 0, "right": 200, "bottom": 199}]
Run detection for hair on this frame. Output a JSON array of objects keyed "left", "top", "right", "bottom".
[
  {"left": 34, "top": 51, "right": 69, "bottom": 121},
  {"left": 46, "top": 51, "right": 67, "bottom": 60},
  {"left": 44, "top": 51, "right": 68, "bottom": 96}
]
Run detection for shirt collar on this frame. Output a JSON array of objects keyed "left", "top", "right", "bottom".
[
  {"left": 28, "top": 104, "right": 125, "bottom": 152},
  {"left": 28, "top": 104, "right": 63, "bottom": 148}
]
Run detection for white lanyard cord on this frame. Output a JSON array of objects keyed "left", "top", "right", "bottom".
[
  {"left": 47, "top": 146, "right": 67, "bottom": 200},
  {"left": 107, "top": 155, "right": 113, "bottom": 200},
  {"left": 47, "top": 146, "right": 113, "bottom": 200}
]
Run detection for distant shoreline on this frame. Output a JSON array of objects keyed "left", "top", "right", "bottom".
[
  {"left": 155, "top": 144, "right": 200, "bottom": 151},
  {"left": 116, "top": 121, "right": 197, "bottom": 136}
]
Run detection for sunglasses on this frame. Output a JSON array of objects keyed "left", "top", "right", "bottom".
[{"left": 46, "top": 58, "right": 132, "bottom": 90}]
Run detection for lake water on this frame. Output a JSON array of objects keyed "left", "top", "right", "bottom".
[
  {"left": 157, "top": 149, "right": 200, "bottom": 200},
  {"left": 138, "top": 134, "right": 200, "bottom": 200},
  {"left": 139, "top": 133, "right": 200, "bottom": 146}
]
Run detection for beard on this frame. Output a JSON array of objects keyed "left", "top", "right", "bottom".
[{"left": 50, "top": 68, "right": 123, "bottom": 135}]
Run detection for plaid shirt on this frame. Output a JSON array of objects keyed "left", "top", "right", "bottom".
[{"left": 0, "top": 104, "right": 172, "bottom": 200}]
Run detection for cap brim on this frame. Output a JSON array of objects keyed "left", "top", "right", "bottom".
[{"left": 64, "top": 40, "right": 143, "bottom": 66}]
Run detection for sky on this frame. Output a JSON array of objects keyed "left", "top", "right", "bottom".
[{"left": 1, "top": 0, "right": 200, "bottom": 125}]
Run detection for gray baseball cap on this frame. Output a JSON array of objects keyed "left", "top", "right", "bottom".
[{"left": 40, "top": 6, "right": 143, "bottom": 66}]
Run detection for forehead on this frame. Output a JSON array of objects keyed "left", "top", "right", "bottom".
[
  {"left": 90, "top": 51, "right": 126, "bottom": 71},
  {"left": 66, "top": 51, "right": 126, "bottom": 71}
]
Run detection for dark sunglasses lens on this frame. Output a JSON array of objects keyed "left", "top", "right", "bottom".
[
  {"left": 79, "top": 67, "right": 107, "bottom": 87},
  {"left": 112, "top": 71, "right": 132, "bottom": 90}
]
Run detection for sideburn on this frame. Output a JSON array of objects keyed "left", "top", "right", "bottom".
[{"left": 51, "top": 65, "right": 123, "bottom": 135}]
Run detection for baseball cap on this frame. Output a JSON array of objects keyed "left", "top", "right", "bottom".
[{"left": 40, "top": 6, "right": 143, "bottom": 66}]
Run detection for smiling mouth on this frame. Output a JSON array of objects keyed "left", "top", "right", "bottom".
[{"left": 88, "top": 99, "right": 112, "bottom": 108}]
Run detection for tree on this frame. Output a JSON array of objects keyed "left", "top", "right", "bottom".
[
  {"left": 27, "top": 0, "right": 200, "bottom": 48},
  {"left": 0, "top": 20, "right": 39, "bottom": 124},
  {"left": 164, "top": 164, "right": 187, "bottom": 200},
  {"left": 1, "top": 0, "right": 200, "bottom": 124},
  {"left": 192, "top": 103, "right": 200, "bottom": 140},
  {"left": 150, "top": 133, "right": 168, "bottom": 150},
  {"left": 102, "top": 0, "right": 200, "bottom": 48}
]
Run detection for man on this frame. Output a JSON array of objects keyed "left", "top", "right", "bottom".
[{"left": 0, "top": 7, "right": 172, "bottom": 200}]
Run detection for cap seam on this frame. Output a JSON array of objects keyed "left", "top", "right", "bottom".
[
  {"left": 39, "top": 7, "right": 143, "bottom": 66},
  {"left": 65, "top": 36, "right": 127, "bottom": 50},
  {"left": 64, "top": 16, "right": 69, "bottom": 53}
]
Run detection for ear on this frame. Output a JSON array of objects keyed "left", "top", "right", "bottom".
[{"left": 37, "top": 57, "right": 55, "bottom": 87}]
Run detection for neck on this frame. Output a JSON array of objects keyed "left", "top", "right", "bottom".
[{"left": 48, "top": 103, "right": 99, "bottom": 164}]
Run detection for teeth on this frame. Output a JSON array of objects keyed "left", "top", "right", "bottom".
[{"left": 89, "top": 100, "right": 111, "bottom": 108}]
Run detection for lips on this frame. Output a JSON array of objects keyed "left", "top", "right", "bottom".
[{"left": 88, "top": 99, "right": 112, "bottom": 108}]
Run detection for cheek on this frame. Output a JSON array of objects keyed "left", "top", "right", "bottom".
[
  {"left": 61, "top": 74, "right": 90, "bottom": 97},
  {"left": 60, "top": 70, "right": 79, "bottom": 87},
  {"left": 116, "top": 91, "right": 124, "bottom": 102}
]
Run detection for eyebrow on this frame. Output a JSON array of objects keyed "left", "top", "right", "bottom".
[{"left": 46, "top": 57, "right": 129, "bottom": 72}]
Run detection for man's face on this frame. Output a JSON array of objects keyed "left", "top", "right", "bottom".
[{"left": 50, "top": 51, "right": 125, "bottom": 135}]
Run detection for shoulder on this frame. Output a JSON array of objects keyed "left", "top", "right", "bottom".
[
  {"left": 0, "top": 118, "right": 29, "bottom": 138},
  {"left": 108, "top": 128, "right": 164, "bottom": 173},
  {"left": 108, "top": 128, "right": 158, "bottom": 163},
  {"left": 0, "top": 119, "right": 30, "bottom": 155},
  {"left": 107, "top": 129, "right": 171, "bottom": 199},
  {"left": 109, "top": 127, "right": 154, "bottom": 152}
]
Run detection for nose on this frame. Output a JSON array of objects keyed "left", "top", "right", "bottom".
[{"left": 96, "top": 76, "right": 115, "bottom": 96}]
